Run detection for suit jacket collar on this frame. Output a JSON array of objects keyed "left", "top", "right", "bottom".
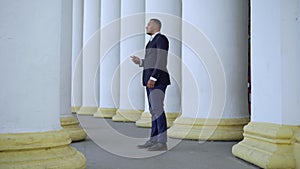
[
  {"left": 146, "top": 33, "right": 161, "bottom": 48},
  {"left": 150, "top": 32, "right": 160, "bottom": 41}
]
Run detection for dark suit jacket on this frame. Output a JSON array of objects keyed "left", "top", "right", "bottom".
[{"left": 141, "top": 33, "right": 171, "bottom": 86}]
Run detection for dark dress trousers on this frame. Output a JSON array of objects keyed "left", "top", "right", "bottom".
[{"left": 141, "top": 33, "right": 170, "bottom": 143}]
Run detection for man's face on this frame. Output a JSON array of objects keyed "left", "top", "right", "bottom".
[{"left": 146, "top": 20, "right": 156, "bottom": 35}]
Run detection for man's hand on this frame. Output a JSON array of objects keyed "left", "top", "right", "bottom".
[
  {"left": 131, "top": 56, "right": 140, "bottom": 65},
  {"left": 147, "top": 80, "right": 155, "bottom": 88}
]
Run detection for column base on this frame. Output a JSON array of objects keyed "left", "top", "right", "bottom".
[
  {"left": 112, "top": 109, "right": 143, "bottom": 122},
  {"left": 168, "top": 117, "right": 249, "bottom": 141},
  {"left": 72, "top": 106, "right": 81, "bottom": 114},
  {"left": 94, "top": 108, "right": 117, "bottom": 118},
  {"left": 61, "top": 116, "right": 87, "bottom": 142},
  {"left": 232, "top": 122, "right": 300, "bottom": 169},
  {"left": 136, "top": 112, "right": 181, "bottom": 128},
  {"left": 0, "top": 130, "right": 86, "bottom": 169},
  {"left": 77, "top": 107, "right": 97, "bottom": 115},
  {"left": 295, "top": 134, "right": 300, "bottom": 169}
]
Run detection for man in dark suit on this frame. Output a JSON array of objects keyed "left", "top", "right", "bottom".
[{"left": 131, "top": 18, "right": 170, "bottom": 151}]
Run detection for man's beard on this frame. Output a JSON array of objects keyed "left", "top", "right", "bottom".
[{"left": 146, "top": 32, "right": 153, "bottom": 35}]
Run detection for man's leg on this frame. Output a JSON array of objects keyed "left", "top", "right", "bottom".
[
  {"left": 147, "top": 85, "right": 168, "bottom": 151},
  {"left": 147, "top": 87, "right": 158, "bottom": 143},
  {"left": 150, "top": 115, "right": 158, "bottom": 142},
  {"left": 156, "top": 111, "right": 167, "bottom": 143},
  {"left": 149, "top": 85, "right": 167, "bottom": 143},
  {"left": 137, "top": 87, "right": 158, "bottom": 148}
]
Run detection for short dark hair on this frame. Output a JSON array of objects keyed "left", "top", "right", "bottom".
[{"left": 150, "top": 18, "right": 162, "bottom": 30}]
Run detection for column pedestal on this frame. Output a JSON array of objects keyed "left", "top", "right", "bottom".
[
  {"left": 61, "top": 116, "right": 87, "bottom": 142},
  {"left": 112, "top": 109, "right": 143, "bottom": 122},
  {"left": 168, "top": 117, "right": 249, "bottom": 140},
  {"left": 136, "top": 112, "right": 180, "bottom": 128},
  {"left": 72, "top": 106, "right": 81, "bottom": 113},
  {"left": 0, "top": 130, "right": 85, "bottom": 169},
  {"left": 94, "top": 108, "right": 117, "bottom": 118},
  {"left": 232, "top": 122, "right": 300, "bottom": 169},
  {"left": 77, "top": 107, "right": 98, "bottom": 115},
  {"left": 295, "top": 134, "right": 300, "bottom": 169}
]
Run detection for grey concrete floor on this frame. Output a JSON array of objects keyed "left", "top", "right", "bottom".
[{"left": 71, "top": 116, "right": 260, "bottom": 169}]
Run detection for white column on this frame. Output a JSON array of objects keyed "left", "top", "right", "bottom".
[
  {"left": 136, "top": 0, "right": 182, "bottom": 128},
  {"left": 168, "top": 0, "right": 249, "bottom": 140},
  {"left": 233, "top": 0, "right": 300, "bottom": 168},
  {"left": 297, "top": 4, "right": 300, "bottom": 169},
  {"left": 77, "top": 0, "right": 101, "bottom": 115},
  {"left": 0, "top": 0, "right": 85, "bottom": 168},
  {"left": 71, "top": 0, "right": 83, "bottom": 113},
  {"left": 250, "top": 1, "right": 300, "bottom": 126},
  {"left": 60, "top": 0, "right": 86, "bottom": 142},
  {"left": 94, "top": 0, "right": 120, "bottom": 118},
  {"left": 112, "top": 0, "right": 145, "bottom": 122}
]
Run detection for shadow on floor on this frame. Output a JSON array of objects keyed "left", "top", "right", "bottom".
[{"left": 71, "top": 116, "right": 260, "bottom": 169}]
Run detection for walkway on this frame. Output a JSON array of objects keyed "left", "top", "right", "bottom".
[{"left": 71, "top": 116, "right": 259, "bottom": 169}]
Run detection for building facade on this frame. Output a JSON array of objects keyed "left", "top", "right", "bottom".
[{"left": 1, "top": 0, "right": 299, "bottom": 168}]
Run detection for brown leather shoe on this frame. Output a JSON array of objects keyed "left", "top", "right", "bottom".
[
  {"left": 147, "top": 143, "right": 168, "bottom": 151},
  {"left": 137, "top": 141, "right": 157, "bottom": 149}
]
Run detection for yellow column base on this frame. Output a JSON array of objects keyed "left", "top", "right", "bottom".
[
  {"left": 232, "top": 122, "right": 300, "bottom": 169},
  {"left": 135, "top": 112, "right": 181, "bottom": 128},
  {"left": 71, "top": 106, "right": 81, "bottom": 114},
  {"left": 94, "top": 108, "right": 117, "bottom": 118},
  {"left": 295, "top": 134, "right": 300, "bottom": 169},
  {"left": 168, "top": 117, "right": 249, "bottom": 141},
  {"left": 112, "top": 109, "right": 143, "bottom": 122},
  {"left": 61, "top": 116, "right": 87, "bottom": 142},
  {"left": 77, "top": 107, "right": 97, "bottom": 115},
  {"left": 0, "top": 130, "right": 86, "bottom": 169}
]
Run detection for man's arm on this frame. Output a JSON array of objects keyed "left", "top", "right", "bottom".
[
  {"left": 139, "top": 59, "right": 144, "bottom": 67},
  {"left": 131, "top": 56, "right": 144, "bottom": 67}
]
